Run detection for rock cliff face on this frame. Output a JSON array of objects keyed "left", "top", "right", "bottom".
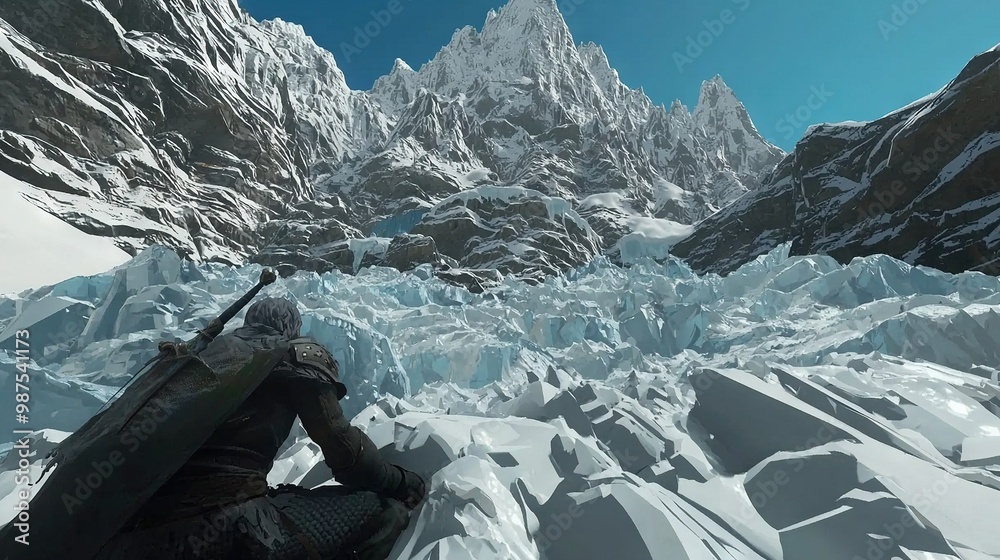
[
  {"left": 7, "top": 0, "right": 993, "bottom": 284},
  {"left": 0, "top": 0, "right": 783, "bottom": 281},
  {"left": 0, "top": 0, "right": 311, "bottom": 263},
  {"left": 674, "top": 45, "right": 1000, "bottom": 276}
]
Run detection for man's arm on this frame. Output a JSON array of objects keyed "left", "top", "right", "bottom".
[{"left": 278, "top": 372, "right": 404, "bottom": 494}]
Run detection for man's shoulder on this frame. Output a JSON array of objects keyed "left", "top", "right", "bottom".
[
  {"left": 273, "top": 337, "right": 346, "bottom": 398},
  {"left": 286, "top": 337, "right": 338, "bottom": 374}
]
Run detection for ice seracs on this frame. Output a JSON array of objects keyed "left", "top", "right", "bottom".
[{"left": 3, "top": 244, "right": 1000, "bottom": 558}]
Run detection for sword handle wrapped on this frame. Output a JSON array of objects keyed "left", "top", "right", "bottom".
[{"left": 189, "top": 268, "right": 277, "bottom": 354}]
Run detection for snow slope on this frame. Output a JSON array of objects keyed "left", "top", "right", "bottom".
[
  {"left": 2, "top": 246, "right": 1000, "bottom": 559},
  {"left": 0, "top": 172, "right": 129, "bottom": 295}
]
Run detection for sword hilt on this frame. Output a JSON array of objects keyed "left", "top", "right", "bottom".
[{"left": 189, "top": 268, "right": 276, "bottom": 354}]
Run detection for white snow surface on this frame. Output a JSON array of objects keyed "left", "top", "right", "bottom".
[
  {"left": 3, "top": 246, "right": 1000, "bottom": 559},
  {"left": 0, "top": 171, "right": 130, "bottom": 295},
  {"left": 617, "top": 218, "right": 694, "bottom": 263},
  {"left": 579, "top": 189, "right": 694, "bottom": 262}
]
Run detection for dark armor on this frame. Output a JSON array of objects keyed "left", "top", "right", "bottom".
[
  {"left": 288, "top": 338, "right": 347, "bottom": 399},
  {"left": 93, "top": 298, "right": 425, "bottom": 559},
  {"left": 0, "top": 272, "right": 291, "bottom": 560}
]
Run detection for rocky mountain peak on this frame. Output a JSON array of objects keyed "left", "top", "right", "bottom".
[
  {"left": 260, "top": 18, "right": 350, "bottom": 94},
  {"left": 391, "top": 57, "right": 415, "bottom": 73},
  {"left": 669, "top": 99, "right": 690, "bottom": 117},
  {"left": 693, "top": 75, "right": 745, "bottom": 122},
  {"left": 401, "top": 0, "right": 584, "bottom": 101},
  {"left": 578, "top": 41, "right": 625, "bottom": 98},
  {"left": 691, "top": 74, "right": 783, "bottom": 184},
  {"left": 489, "top": 0, "right": 565, "bottom": 30},
  {"left": 0, "top": 0, "right": 789, "bottom": 282},
  {"left": 262, "top": 17, "right": 307, "bottom": 39},
  {"left": 371, "top": 57, "right": 418, "bottom": 113},
  {"left": 675, "top": 42, "right": 1000, "bottom": 277}
]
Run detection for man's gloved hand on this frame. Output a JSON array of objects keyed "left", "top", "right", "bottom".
[{"left": 391, "top": 465, "right": 426, "bottom": 509}]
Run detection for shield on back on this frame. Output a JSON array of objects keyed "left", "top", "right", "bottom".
[{"left": 0, "top": 335, "right": 289, "bottom": 559}]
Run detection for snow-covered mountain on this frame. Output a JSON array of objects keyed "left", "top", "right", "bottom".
[
  {"left": 674, "top": 44, "right": 1000, "bottom": 277},
  {"left": 0, "top": 0, "right": 311, "bottom": 265},
  {"left": 0, "top": 0, "right": 783, "bottom": 285},
  {"left": 3, "top": 246, "right": 1000, "bottom": 559}
]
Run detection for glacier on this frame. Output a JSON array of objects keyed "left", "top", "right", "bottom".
[{"left": 2, "top": 245, "right": 1000, "bottom": 559}]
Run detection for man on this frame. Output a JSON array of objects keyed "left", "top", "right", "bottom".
[{"left": 95, "top": 297, "right": 426, "bottom": 559}]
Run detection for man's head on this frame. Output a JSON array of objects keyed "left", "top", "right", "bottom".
[{"left": 244, "top": 297, "right": 302, "bottom": 338}]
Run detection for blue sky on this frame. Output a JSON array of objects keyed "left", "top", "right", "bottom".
[{"left": 239, "top": 0, "right": 1000, "bottom": 151}]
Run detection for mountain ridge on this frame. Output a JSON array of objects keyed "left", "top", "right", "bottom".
[
  {"left": 0, "top": 0, "right": 785, "bottom": 285},
  {"left": 673, "top": 42, "right": 1000, "bottom": 277}
]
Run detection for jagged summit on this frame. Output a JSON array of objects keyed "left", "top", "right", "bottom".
[
  {"left": 675, "top": 42, "right": 1000, "bottom": 276},
  {"left": 0, "top": 0, "right": 784, "bottom": 279},
  {"left": 692, "top": 74, "right": 783, "bottom": 185},
  {"left": 264, "top": 17, "right": 308, "bottom": 38},
  {"left": 577, "top": 41, "right": 623, "bottom": 96},
  {"left": 703, "top": 73, "right": 728, "bottom": 87},
  {"left": 695, "top": 74, "right": 742, "bottom": 111},
  {"left": 492, "top": 0, "right": 566, "bottom": 26},
  {"left": 364, "top": 0, "right": 782, "bottom": 202},
  {"left": 391, "top": 57, "right": 414, "bottom": 73}
]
